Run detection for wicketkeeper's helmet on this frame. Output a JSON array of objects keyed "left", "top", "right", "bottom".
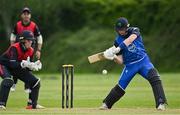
[{"left": 20, "top": 30, "right": 34, "bottom": 41}]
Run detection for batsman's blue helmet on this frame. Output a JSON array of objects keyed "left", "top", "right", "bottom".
[
  {"left": 115, "top": 17, "right": 130, "bottom": 31},
  {"left": 20, "top": 30, "right": 34, "bottom": 41}
]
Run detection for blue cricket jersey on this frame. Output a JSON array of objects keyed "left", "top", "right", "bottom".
[{"left": 114, "top": 27, "right": 147, "bottom": 65}]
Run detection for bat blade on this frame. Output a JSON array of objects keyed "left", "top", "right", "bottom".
[{"left": 88, "top": 52, "right": 106, "bottom": 64}]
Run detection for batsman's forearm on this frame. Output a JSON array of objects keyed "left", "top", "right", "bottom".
[
  {"left": 114, "top": 55, "right": 123, "bottom": 65},
  {"left": 123, "top": 34, "right": 137, "bottom": 46},
  {"left": 118, "top": 34, "right": 137, "bottom": 50}
]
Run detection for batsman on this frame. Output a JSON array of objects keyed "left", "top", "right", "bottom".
[{"left": 100, "top": 17, "right": 167, "bottom": 110}]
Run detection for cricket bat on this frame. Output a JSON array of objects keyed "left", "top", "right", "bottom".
[{"left": 88, "top": 52, "right": 106, "bottom": 64}]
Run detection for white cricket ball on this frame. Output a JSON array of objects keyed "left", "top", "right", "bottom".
[{"left": 102, "top": 69, "right": 108, "bottom": 75}]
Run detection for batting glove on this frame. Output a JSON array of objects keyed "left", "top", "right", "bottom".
[
  {"left": 103, "top": 49, "right": 115, "bottom": 60},
  {"left": 110, "top": 46, "right": 121, "bottom": 54},
  {"left": 103, "top": 46, "right": 121, "bottom": 60}
]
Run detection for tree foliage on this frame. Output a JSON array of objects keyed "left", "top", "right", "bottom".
[{"left": 0, "top": 0, "right": 179, "bottom": 72}]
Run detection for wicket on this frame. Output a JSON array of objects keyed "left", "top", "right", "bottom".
[{"left": 62, "top": 64, "right": 74, "bottom": 108}]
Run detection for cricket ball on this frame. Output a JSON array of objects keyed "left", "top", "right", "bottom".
[{"left": 102, "top": 69, "right": 108, "bottom": 75}]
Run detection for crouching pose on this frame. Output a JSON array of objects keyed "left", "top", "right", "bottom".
[
  {"left": 100, "top": 17, "right": 167, "bottom": 110},
  {"left": 0, "top": 30, "right": 44, "bottom": 109}
]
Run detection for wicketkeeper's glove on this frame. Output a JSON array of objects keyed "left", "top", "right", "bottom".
[
  {"left": 20, "top": 57, "right": 32, "bottom": 68},
  {"left": 34, "top": 60, "right": 42, "bottom": 70},
  {"left": 20, "top": 57, "right": 42, "bottom": 71}
]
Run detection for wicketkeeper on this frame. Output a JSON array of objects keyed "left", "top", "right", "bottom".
[
  {"left": 0, "top": 30, "right": 44, "bottom": 109},
  {"left": 100, "top": 17, "right": 167, "bottom": 110},
  {"left": 10, "top": 7, "right": 43, "bottom": 93}
]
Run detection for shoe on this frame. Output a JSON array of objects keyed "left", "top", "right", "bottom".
[
  {"left": 26, "top": 105, "right": 33, "bottom": 109},
  {"left": 157, "top": 103, "right": 166, "bottom": 111},
  {"left": 36, "top": 104, "right": 45, "bottom": 109},
  {"left": 0, "top": 105, "right": 6, "bottom": 110},
  {"left": 99, "top": 103, "right": 109, "bottom": 110},
  {"left": 10, "top": 84, "right": 16, "bottom": 92},
  {"left": 24, "top": 89, "right": 31, "bottom": 93},
  {"left": 26, "top": 104, "right": 45, "bottom": 109}
]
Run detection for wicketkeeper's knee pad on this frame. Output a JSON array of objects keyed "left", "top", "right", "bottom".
[
  {"left": 147, "top": 68, "right": 167, "bottom": 108},
  {"left": 28, "top": 78, "right": 40, "bottom": 89},
  {"left": 103, "top": 84, "right": 125, "bottom": 109},
  {"left": 1, "top": 78, "right": 14, "bottom": 88},
  {"left": 0, "top": 78, "right": 14, "bottom": 106},
  {"left": 32, "top": 78, "right": 41, "bottom": 89},
  {"left": 29, "top": 78, "right": 41, "bottom": 109}
]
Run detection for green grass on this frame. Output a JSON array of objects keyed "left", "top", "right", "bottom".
[{"left": 0, "top": 73, "right": 180, "bottom": 114}]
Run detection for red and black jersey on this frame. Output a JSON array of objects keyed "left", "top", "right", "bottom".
[
  {"left": 16, "top": 21, "right": 36, "bottom": 34},
  {"left": 10, "top": 42, "right": 34, "bottom": 61},
  {"left": 0, "top": 42, "right": 34, "bottom": 69},
  {"left": 12, "top": 20, "right": 41, "bottom": 42}
]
